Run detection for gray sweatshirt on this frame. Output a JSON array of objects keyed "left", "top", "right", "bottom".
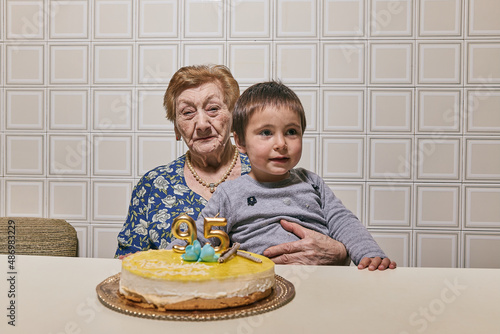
[{"left": 169, "top": 168, "right": 386, "bottom": 265}]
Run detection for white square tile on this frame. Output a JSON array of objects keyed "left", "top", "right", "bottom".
[
  {"left": 369, "top": 89, "right": 413, "bottom": 132},
  {"left": 370, "top": 231, "right": 411, "bottom": 266},
  {"left": 6, "top": 45, "right": 44, "bottom": 84},
  {"left": 323, "top": 43, "right": 365, "bottom": 84},
  {"left": 94, "top": 0, "right": 133, "bottom": 39},
  {"left": 468, "top": 0, "right": 500, "bottom": 36},
  {"left": 137, "top": 136, "right": 177, "bottom": 176},
  {"left": 49, "top": 0, "right": 88, "bottom": 39},
  {"left": 415, "top": 232, "right": 459, "bottom": 268},
  {"left": 296, "top": 136, "right": 318, "bottom": 173},
  {"left": 294, "top": 88, "right": 318, "bottom": 132},
  {"left": 5, "top": 89, "right": 44, "bottom": 130},
  {"left": 370, "top": 0, "right": 413, "bottom": 37},
  {"left": 183, "top": 43, "right": 225, "bottom": 67},
  {"left": 328, "top": 182, "right": 364, "bottom": 220},
  {"left": 229, "top": 43, "right": 271, "bottom": 83},
  {"left": 369, "top": 137, "right": 412, "bottom": 179},
  {"left": 49, "top": 180, "right": 88, "bottom": 220},
  {"left": 322, "top": 137, "right": 364, "bottom": 178},
  {"left": 465, "top": 139, "right": 500, "bottom": 180},
  {"left": 323, "top": 0, "right": 365, "bottom": 37},
  {"left": 93, "top": 45, "right": 133, "bottom": 84},
  {"left": 276, "top": 43, "right": 318, "bottom": 84},
  {"left": 6, "top": 0, "right": 44, "bottom": 39},
  {"left": 416, "top": 185, "right": 460, "bottom": 228},
  {"left": 464, "top": 233, "right": 500, "bottom": 268},
  {"left": 137, "top": 90, "right": 173, "bottom": 131},
  {"left": 72, "top": 224, "right": 90, "bottom": 257},
  {"left": 368, "top": 184, "right": 412, "bottom": 227},
  {"left": 370, "top": 43, "right": 413, "bottom": 84},
  {"left": 277, "top": 0, "right": 317, "bottom": 37},
  {"left": 92, "top": 181, "right": 133, "bottom": 221},
  {"left": 418, "top": 0, "right": 462, "bottom": 37},
  {"left": 138, "top": 44, "right": 178, "bottom": 84},
  {"left": 93, "top": 135, "right": 133, "bottom": 176},
  {"left": 466, "top": 90, "right": 500, "bottom": 133},
  {"left": 184, "top": 0, "right": 224, "bottom": 38},
  {"left": 5, "top": 180, "right": 45, "bottom": 217},
  {"left": 230, "top": 0, "right": 270, "bottom": 38},
  {"left": 418, "top": 43, "right": 462, "bottom": 84},
  {"left": 93, "top": 90, "right": 133, "bottom": 131},
  {"left": 49, "top": 135, "right": 88, "bottom": 176},
  {"left": 467, "top": 43, "right": 500, "bottom": 84},
  {"left": 50, "top": 45, "right": 88, "bottom": 84},
  {"left": 417, "top": 138, "right": 461, "bottom": 180},
  {"left": 6, "top": 135, "right": 45, "bottom": 175},
  {"left": 92, "top": 225, "right": 124, "bottom": 258},
  {"left": 49, "top": 90, "right": 88, "bottom": 130},
  {"left": 417, "top": 89, "right": 461, "bottom": 133},
  {"left": 138, "top": 0, "right": 178, "bottom": 38},
  {"left": 323, "top": 89, "right": 364, "bottom": 132},
  {"left": 465, "top": 186, "right": 500, "bottom": 228}
]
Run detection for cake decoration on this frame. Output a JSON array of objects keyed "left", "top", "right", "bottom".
[
  {"left": 218, "top": 242, "right": 240, "bottom": 263},
  {"left": 182, "top": 240, "right": 219, "bottom": 263}
]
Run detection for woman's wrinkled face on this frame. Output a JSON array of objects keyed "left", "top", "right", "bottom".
[{"left": 175, "top": 82, "right": 232, "bottom": 156}]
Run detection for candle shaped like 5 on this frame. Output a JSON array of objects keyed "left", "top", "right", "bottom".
[
  {"left": 203, "top": 217, "right": 229, "bottom": 252},
  {"left": 172, "top": 214, "right": 197, "bottom": 253}
]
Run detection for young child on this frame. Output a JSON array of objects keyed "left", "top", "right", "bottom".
[{"left": 170, "top": 81, "right": 396, "bottom": 270}]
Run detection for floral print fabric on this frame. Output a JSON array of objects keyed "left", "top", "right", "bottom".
[{"left": 115, "top": 153, "right": 250, "bottom": 257}]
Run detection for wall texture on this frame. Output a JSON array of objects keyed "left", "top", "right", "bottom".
[{"left": 1, "top": 0, "right": 499, "bottom": 266}]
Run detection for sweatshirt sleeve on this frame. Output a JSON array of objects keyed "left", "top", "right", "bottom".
[{"left": 309, "top": 172, "right": 387, "bottom": 265}]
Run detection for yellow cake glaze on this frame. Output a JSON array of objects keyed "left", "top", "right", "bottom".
[{"left": 121, "top": 249, "right": 274, "bottom": 281}]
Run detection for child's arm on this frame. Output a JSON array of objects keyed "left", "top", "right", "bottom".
[{"left": 358, "top": 257, "right": 397, "bottom": 271}]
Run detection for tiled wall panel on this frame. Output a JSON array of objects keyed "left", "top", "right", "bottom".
[{"left": 1, "top": 0, "right": 499, "bottom": 265}]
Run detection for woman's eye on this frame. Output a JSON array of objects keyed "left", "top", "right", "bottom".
[
  {"left": 207, "top": 105, "right": 219, "bottom": 112},
  {"left": 179, "top": 108, "right": 195, "bottom": 117}
]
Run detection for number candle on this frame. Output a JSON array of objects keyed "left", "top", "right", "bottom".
[
  {"left": 203, "top": 217, "right": 229, "bottom": 253},
  {"left": 171, "top": 214, "right": 197, "bottom": 253}
]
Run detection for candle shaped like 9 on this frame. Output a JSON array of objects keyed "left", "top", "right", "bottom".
[
  {"left": 172, "top": 214, "right": 229, "bottom": 253},
  {"left": 172, "top": 214, "right": 197, "bottom": 253}
]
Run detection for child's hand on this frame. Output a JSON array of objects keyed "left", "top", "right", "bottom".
[{"left": 357, "top": 257, "right": 397, "bottom": 271}]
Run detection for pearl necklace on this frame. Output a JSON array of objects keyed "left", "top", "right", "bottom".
[{"left": 186, "top": 146, "right": 239, "bottom": 193}]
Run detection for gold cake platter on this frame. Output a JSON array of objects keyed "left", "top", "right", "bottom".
[{"left": 96, "top": 273, "right": 295, "bottom": 321}]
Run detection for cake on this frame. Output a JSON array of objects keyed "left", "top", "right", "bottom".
[{"left": 119, "top": 249, "right": 275, "bottom": 310}]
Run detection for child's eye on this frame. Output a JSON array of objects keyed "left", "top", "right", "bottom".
[
  {"left": 259, "top": 129, "right": 272, "bottom": 136},
  {"left": 286, "top": 128, "right": 299, "bottom": 136}
]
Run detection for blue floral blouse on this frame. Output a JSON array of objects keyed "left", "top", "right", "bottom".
[{"left": 115, "top": 153, "right": 251, "bottom": 257}]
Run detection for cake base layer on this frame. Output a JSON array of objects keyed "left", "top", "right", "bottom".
[{"left": 119, "top": 287, "right": 273, "bottom": 310}]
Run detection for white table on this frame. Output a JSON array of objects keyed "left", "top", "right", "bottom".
[{"left": 1, "top": 254, "right": 499, "bottom": 333}]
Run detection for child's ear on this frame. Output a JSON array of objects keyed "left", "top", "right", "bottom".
[{"left": 233, "top": 132, "right": 247, "bottom": 154}]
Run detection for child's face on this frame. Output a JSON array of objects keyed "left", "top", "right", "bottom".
[{"left": 236, "top": 106, "right": 302, "bottom": 182}]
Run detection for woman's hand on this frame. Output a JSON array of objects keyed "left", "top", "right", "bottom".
[{"left": 263, "top": 219, "right": 350, "bottom": 265}]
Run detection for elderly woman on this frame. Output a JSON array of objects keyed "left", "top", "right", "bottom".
[{"left": 115, "top": 65, "right": 348, "bottom": 265}]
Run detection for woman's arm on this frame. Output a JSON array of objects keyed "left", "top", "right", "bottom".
[
  {"left": 115, "top": 177, "right": 152, "bottom": 258},
  {"left": 263, "top": 219, "right": 350, "bottom": 265}
]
